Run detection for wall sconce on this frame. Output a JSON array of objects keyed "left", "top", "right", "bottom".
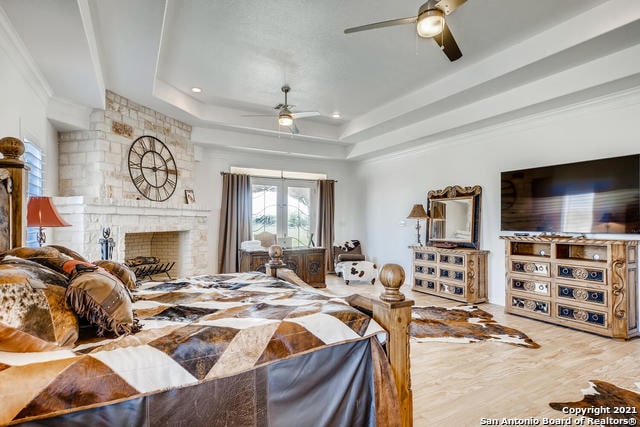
[
  {"left": 26, "top": 196, "right": 71, "bottom": 246},
  {"left": 407, "top": 204, "right": 428, "bottom": 246}
]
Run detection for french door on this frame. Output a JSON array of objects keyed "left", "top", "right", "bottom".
[{"left": 251, "top": 178, "right": 316, "bottom": 248}]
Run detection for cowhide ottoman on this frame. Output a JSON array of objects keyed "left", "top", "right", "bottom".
[{"left": 338, "top": 261, "right": 378, "bottom": 285}]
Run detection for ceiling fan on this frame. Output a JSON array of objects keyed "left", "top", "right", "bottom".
[
  {"left": 344, "top": 0, "right": 468, "bottom": 62},
  {"left": 243, "top": 85, "right": 320, "bottom": 134}
]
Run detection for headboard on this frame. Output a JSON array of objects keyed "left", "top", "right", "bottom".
[{"left": 0, "top": 137, "right": 28, "bottom": 251}]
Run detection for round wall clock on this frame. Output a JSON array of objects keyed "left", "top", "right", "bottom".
[{"left": 127, "top": 135, "right": 178, "bottom": 202}]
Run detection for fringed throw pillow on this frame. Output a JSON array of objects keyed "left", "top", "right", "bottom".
[
  {"left": 65, "top": 268, "right": 139, "bottom": 336},
  {"left": 93, "top": 260, "right": 138, "bottom": 290}
]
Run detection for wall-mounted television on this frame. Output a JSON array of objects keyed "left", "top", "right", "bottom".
[{"left": 501, "top": 155, "right": 640, "bottom": 234}]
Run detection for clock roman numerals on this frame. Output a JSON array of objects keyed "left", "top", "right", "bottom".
[
  {"left": 132, "top": 173, "right": 145, "bottom": 187},
  {"left": 128, "top": 135, "right": 178, "bottom": 202}
]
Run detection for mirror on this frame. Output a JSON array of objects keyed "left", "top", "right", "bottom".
[{"left": 428, "top": 185, "right": 482, "bottom": 249}]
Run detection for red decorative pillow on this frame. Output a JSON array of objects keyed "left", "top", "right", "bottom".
[{"left": 62, "top": 259, "right": 97, "bottom": 276}]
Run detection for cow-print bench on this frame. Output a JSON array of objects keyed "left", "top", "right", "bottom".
[{"left": 336, "top": 260, "right": 378, "bottom": 285}]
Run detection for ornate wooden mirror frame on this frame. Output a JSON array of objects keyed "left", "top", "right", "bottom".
[{"left": 427, "top": 185, "right": 482, "bottom": 249}]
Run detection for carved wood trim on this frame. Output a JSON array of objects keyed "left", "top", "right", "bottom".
[
  {"left": 501, "top": 235, "right": 640, "bottom": 245},
  {"left": 611, "top": 258, "right": 626, "bottom": 320},
  {"left": 427, "top": 184, "right": 481, "bottom": 199}
]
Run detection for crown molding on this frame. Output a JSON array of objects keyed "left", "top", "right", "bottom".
[
  {"left": 0, "top": 4, "right": 52, "bottom": 105},
  {"left": 77, "top": 0, "right": 106, "bottom": 110}
]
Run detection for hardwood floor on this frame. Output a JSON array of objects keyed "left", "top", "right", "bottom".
[{"left": 324, "top": 274, "right": 640, "bottom": 426}]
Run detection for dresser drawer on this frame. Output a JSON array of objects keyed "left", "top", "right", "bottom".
[
  {"left": 439, "top": 281, "right": 465, "bottom": 297},
  {"left": 556, "top": 265, "right": 606, "bottom": 284},
  {"left": 415, "top": 264, "right": 437, "bottom": 276},
  {"left": 556, "top": 304, "right": 607, "bottom": 328},
  {"left": 439, "top": 254, "right": 465, "bottom": 266},
  {"left": 511, "top": 260, "right": 550, "bottom": 276},
  {"left": 510, "top": 277, "right": 550, "bottom": 297},
  {"left": 414, "top": 251, "right": 437, "bottom": 262},
  {"left": 414, "top": 278, "right": 436, "bottom": 291},
  {"left": 556, "top": 283, "right": 607, "bottom": 306},
  {"left": 438, "top": 267, "right": 464, "bottom": 282},
  {"left": 510, "top": 295, "right": 550, "bottom": 316}
]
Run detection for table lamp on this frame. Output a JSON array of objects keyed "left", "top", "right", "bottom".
[
  {"left": 407, "top": 204, "right": 428, "bottom": 245},
  {"left": 26, "top": 196, "right": 70, "bottom": 246}
]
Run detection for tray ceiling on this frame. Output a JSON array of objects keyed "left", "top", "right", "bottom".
[{"left": 2, "top": 0, "right": 639, "bottom": 159}]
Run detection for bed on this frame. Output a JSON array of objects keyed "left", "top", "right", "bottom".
[{"left": 0, "top": 144, "right": 413, "bottom": 427}]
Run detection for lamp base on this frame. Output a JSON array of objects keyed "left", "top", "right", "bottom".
[
  {"left": 415, "top": 219, "right": 422, "bottom": 246},
  {"left": 37, "top": 227, "right": 46, "bottom": 247}
]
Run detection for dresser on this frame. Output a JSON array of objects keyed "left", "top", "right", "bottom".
[
  {"left": 502, "top": 235, "right": 638, "bottom": 339},
  {"left": 239, "top": 247, "right": 326, "bottom": 288},
  {"left": 411, "top": 245, "right": 489, "bottom": 303}
]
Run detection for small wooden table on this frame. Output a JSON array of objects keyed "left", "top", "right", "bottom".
[{"left": 239, "top": 247, "right": 326, "bottom": 287}]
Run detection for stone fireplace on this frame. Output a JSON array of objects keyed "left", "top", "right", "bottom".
[
  {"left": 54, "top": 91, "right": 210, "bottom": 276},
  {"left": 54, "top": 198, "right": 208, "bottom": 277}
]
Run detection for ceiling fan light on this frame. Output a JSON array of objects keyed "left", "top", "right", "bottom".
[
  {"left": 416, "top": 9, "right": 444, "bottom": 38},
  {"left": 278, "top": 114, "right": 293, "bottom": 127}
]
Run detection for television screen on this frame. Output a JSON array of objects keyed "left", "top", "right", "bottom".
[{"left": 501, "top": 155, "right": 640, "bottom": 234}]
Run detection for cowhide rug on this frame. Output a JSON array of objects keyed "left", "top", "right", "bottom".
[
  {"left": 410, "top": 305, "right": 540, "bottom": 348},
  {"left": 550, "top": 381, "right": 640, "bottom": 422}
]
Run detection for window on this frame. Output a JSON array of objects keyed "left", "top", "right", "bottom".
[
  {"left": 24, "top": 140, "right": 43, "bottom": 247},
  {"left": 251, "top": 177, "right": 316, "bottom": 248}
]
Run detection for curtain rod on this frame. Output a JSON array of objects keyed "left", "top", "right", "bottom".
[{"left": 219, "top": 171, "right": 337, "bottom": 182}]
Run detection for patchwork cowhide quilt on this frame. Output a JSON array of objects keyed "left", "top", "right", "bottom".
[
  {"left": 550, "top": 381, "right": 640, "bottom": 422},
  {"left": 0, "top": 273, "right": 384, "bottom": 425},
  {"left": 411, "top": 305, "right": 540, "bottom": 348}
]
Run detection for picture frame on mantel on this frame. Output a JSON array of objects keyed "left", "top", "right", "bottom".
[{"left": 185, "top": 189, "right": 196, "bottom": 204}]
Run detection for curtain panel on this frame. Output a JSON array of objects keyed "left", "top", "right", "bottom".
[
  {"left": 315, "top": 179, "right": 335, "bottom": 272},
  {"left": 218, "top": 173, "right": 252, "bottom": 273}
]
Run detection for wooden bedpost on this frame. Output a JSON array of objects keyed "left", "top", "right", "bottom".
[
  {"left": 0, "top": 137, "right": 28, "bottom": 249},
  {"left": 372, "top": 264, "right": 414, "bottom": 427}
]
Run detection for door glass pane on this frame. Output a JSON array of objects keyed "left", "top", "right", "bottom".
[
  {"left": 252, "top": 184, "right": 278, "bottom": 238},
  {"left": 287, "top": 186, "right": 311, "bottom": 248}
]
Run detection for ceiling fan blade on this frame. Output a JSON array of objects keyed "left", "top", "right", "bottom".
[
  {"left": 344, "top": 16, "right": 417, "bottom": 34},
  {"left": 241, "top": 114, "right": 276, "bottom": 117},
  {"left": 433, "top": 0, "right": 468, "bottom": 15},
  {"left": 433, "top": 21, "right": 462, "bottom": 61},
  {"left": 290, "top": 111, "right": 320, "bottom": 119}
]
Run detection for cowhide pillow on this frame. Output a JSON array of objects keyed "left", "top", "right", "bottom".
[
  {"left": 335, "top": 239, "right": 361, "bottom": 253},
  {"left": 0, "top": 269, "right": 79, "bottom": 352},
  {"left": 46, "top": 245, "right": 89, "bottom": 262},
  {"left": 65, "top": 268, "right": 139, "bottom": 336},
  {"left": 93, "top": 260, "right": 137, "bottom": 290},
  {"left": 9, "top": 246, "right": 75, "bottom": 276},
  {"left": 0, "top": 256, "right": 69, "bottom": 288}
]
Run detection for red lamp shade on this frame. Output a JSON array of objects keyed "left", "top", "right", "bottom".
[{"left": 27, "top": 197, "right": 70, "bottom": 227}]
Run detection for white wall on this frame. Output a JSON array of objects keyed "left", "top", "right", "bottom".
[
  {"left": 194, "top": 146, "right": 360, "bottom": 273},
  {"left": 354, "top": 88, "right": 640, "bottom": 305},
  {"left": 0, "top": 28, "right": 58, "bottom": 195}
]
